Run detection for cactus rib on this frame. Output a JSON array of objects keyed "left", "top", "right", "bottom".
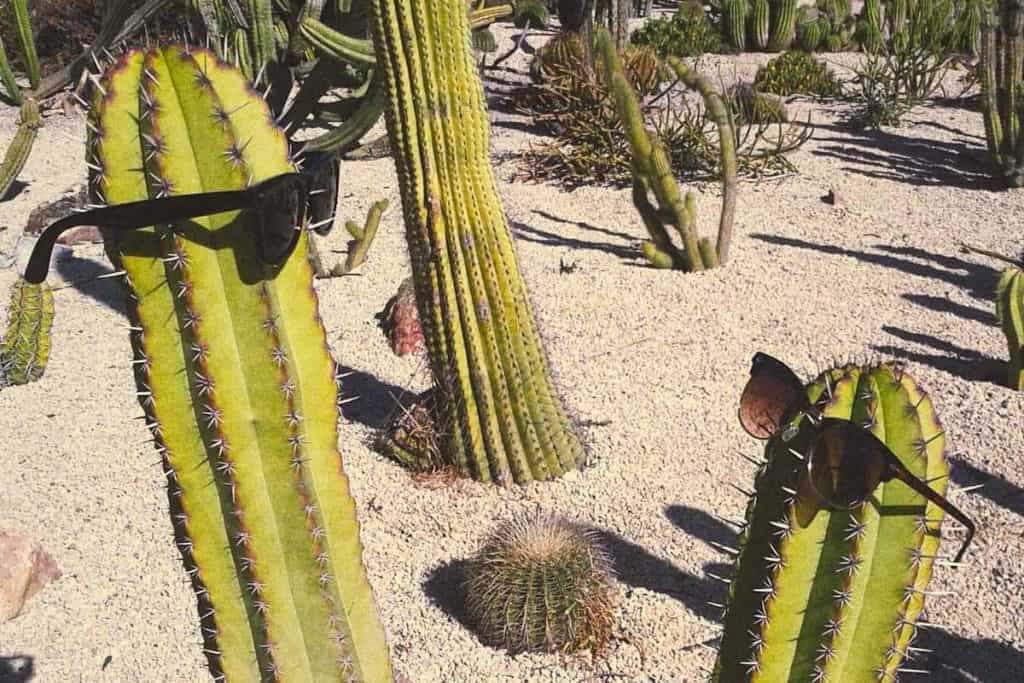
[{"left": 0, "top": 98, "right": 42, "bottom": 200}]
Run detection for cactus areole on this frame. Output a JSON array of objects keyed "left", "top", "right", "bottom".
[
  {"left": 369, "top": 0, "right": 586, "bottom": 485},
  {"left": 715, "top": 361, "right": 956, "bottom": 682},
  {"left": 89, "top": 46, "right": 392, "bottom": 681}
]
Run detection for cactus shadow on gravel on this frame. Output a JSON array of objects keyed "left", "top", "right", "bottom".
[
  {"left": 337, "top": 366, "right": 414, "bottom": 430},
  {"left": 950, "top": 456, "right": 1024, "bottom": 520},
  {"left": 55, "top": 254, "right": 125, "bottom": 314},
  {"left": 873, "top": 325, "right": 1005, "bottom": 384},
  {"left": 919, "top": 630, "right": 1024, "bottom": 682},
  {"left": 0, "top": 655, "right": 34, "bottom": 683},
  {"left": 510, "top": 219, "right": 640, "bottom": 262},
  {"left": 422, "top": 559, "right": 474, "bottom": 632}
]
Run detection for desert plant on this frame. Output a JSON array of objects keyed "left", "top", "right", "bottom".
[
  {"left": 598, "top": 27, "right": 737, "bottom": 269},
  {"left": 464, "top": 512, "right": 616, "bottom": 654},
  {"left": 751, "top": 0, "right": 772, "bottom": 49},
  {"left": 856, "top": 0, "right": 885, "bottom": 52},
  {"left": 631, "top": 2, "right": 722, "bottom": 56},
  {"left": 723, "top": 0, "right": 749, "bottom": 50},
  {"left": 796, "top": 15, "right": 825, "bottom": 50},
  {"left": 310, "top": 198, "right": 390, "bottom": 277},
  {"left": 979, "top": 0, "right": 1024, "bottom": 186},
  {"left": 768, "top": 0, "right": 798, "bottom": 51},
  {"left": 0, "top": 97, "right": 41, "bottom": 200},
  {"left": 754, "top": 50, "right": 845, "bottom": 97},
  {"left": 961, "top": 244, "right": 1024, "bottom": 388},
  {"left": 86, "top": 45, "right": 392, "bottom": 680},
  {"left": 729, "top": 83, "right": 789, "bottom": 123},
  {"left": 714, "top": 360, "right": 963, "bottom": 680},
  {"left": 0, "top": 278, "right": 53, "bottom": 388},
  {"left": 370, "top": 0, "right": 586, "bottom": 485}
]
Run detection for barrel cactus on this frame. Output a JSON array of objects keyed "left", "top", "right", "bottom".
[
  {"left": 87, "top": 46, "right": 392, "bottom": 680},
  {"left": 751, "top": 0, "right": 772, "bottom": 49},
  {"left": 996, "top": 265, "right": 1024, "bottom": 389},
  {"left": 464, "top": 512, "right": 616, "bottom": 654},
  {"left": 714, "top": 360, "right": 963, "bottom": 681},
  {"left": 0, "top": 278, "right": 53, "bottom": 387},
  {"left": 768, "top": 0, "right": 798, "bottom": 51},
  {"left": 797, "top": 18, "right": 825, "bottom": 50}
]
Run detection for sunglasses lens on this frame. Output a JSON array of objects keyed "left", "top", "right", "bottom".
[
  {"left": 739, "top": 353, "right": 808, "bottom": 439},
  {"left": 307, "top": 153, "right": 339, "bottom": 235},
  {"left": 808, "top": 420, "right": 887, "bottom": 508},
  {"left": 259, "top": 177, "right": 304, "bottom": 264}
]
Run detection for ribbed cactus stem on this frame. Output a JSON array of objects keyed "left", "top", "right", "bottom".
[
  {"left": 369, "top": 0, "right": 586, "bottom": 484},
  {"left": 724, "top": 0, "right": 749, "bottom": 50},
  {"left": 996, "top": 266, "right": 1024, "bottom": 389},
  {"left": 0, "top": 34, "right": 22, "bottom": 104},
  {"left": 751, "top": 0, "right": 771, "bottom": 50},
  {"left": 714, "top": 362, "right": 951, "bottom": 681},
  {"left": 768, "top": 0, "right": 797, "bottom": 51},
  {"left": 0, "top": 97, "right": 41, "bottom": 200},
  {"left": 91, "top": 46, "right": 392, "bottom": 681},
  {"left": 11, "top": 0, "right": 39, "bottom": 89},
  {"left": 0, "top": 278, "right": 53, "bottom": 387},
  {"left": 980, "top": 1, "right": 1024, "bottom": 186}
]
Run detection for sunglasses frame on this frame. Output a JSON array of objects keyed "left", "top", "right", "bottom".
[
  {"left": 23, "top": 153, "right": 341, "bottom": 285},
  {"left": 740, "top": 353, "right": 976, "bottom": 564}
]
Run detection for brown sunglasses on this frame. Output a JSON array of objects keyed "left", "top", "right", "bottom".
[{"left": 739, "top": 352, "right": 976, "bottom": 563}]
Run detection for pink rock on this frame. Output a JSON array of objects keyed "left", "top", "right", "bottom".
[
  {"left": 0, "top": 529, "right": 61, "bottom": 622},
  {"left": 379, "top": 277, "right": 425, "bottom": 357}
]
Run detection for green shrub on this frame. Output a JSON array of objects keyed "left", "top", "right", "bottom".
[
  {"left": 631, "top": 2, "right": 722, "bottom": 57},
  {"left": 753, "top": 50, "right": 844, "bottom": 97}
]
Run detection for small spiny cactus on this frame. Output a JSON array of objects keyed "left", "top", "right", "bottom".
[
  {"left": 464, "top": 512, "right": 616, "bottom": 654},
  {"left": 0, "top": 278, "right": 54, "bottom": 387}
]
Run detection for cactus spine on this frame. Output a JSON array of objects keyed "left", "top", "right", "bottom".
[
  {"left": 725, "top": 0, "right": 750, "bottom": 50},
  {"left": 768, "top": 0, "right": 798, "bottom": 51},
  {"left": 597, "top": 28, "right": 737, "bottom": 270},
  {"left": 89, "top": 47, "right": 392, "bottom": 680},
  {"left": 0, "top": 97, "right": 41, "bottom": 200},
  {"left": 0, "top": 278, "right": 53, "bottom": 387},
  {"left": 996, "top": 266, "right": 1024, "bottom": 389},
  {"left": 752, "top": 0, "right": 772, "bottom": 49},
  {"left": 369, "top": 0, "right": 586, "bottom": 484},
  {"left": 979, "top": 0, "right": 1024, "bottom": 186},
  {"left": 713, "top": 362, "right": 951, "bottom": 681}
]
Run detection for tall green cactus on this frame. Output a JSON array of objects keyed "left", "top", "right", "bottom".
[
  {"left": 0, "top": 278, "right": 53, "bottom": 387},
  {"left": 997, "top": 265, "right": 1024, "bottom": 389},
  {"left": 713, "top": 362, "right": 953, "bottom": 681},
  {"left": 797, "top": 18, "right": 825, "bottom": 50},
  {"left": 597, "top": 28, "right": 737, "bottom": 270},
  {"left": 725, "top": 0, "right": 750, "bottom": 50},
  {"left": 752, "top": 0, "right": 772, "bottom": 49},
  {"left": 88, "top": 46, "right": 392, "bottom": 680},
  {"left": 10, "top": 0, "right": 40, "bottom": 90},
  {"left": 857, "top": 0, "right": 885, "bottom": 52},
  {"left": 768, "top": 0, "right": 798, "bottom": 51},
  {"left": 368, "top": 0, "right": 586, "bottom": 485},
  {"left": 980, "top": 0, "right": 1024, "bottom": 186},
  {"left": 889, "top": 0, "right": 910, "bottom": 35}
]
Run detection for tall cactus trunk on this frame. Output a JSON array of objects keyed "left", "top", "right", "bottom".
[
  {"left": 768, "top": 0, "right": 797, "bottom": 51},
  {"left": 369, "top": 0, "right": 586, "bottom": 485},
  {"left": 980, "top": 1, "right": 1024, "bottom": 186},
  {"left": 90, "top": 46, "right": 392, "bottom": 681}
]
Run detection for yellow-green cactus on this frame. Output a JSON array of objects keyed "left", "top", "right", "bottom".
[
  {"left": 368, "top": 0, "right": 586, "bottom": 485},
  {"left": 0, "top": 278, "right": 53, "bottom": 387},
  {"left": 996, "top": 265, "right": 1024, "bottom": 390},
  {"left": 89, "top": 46, "right": 392, "bottom": 681}
]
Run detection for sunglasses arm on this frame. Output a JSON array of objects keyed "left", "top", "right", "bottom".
[
  {"left": 890, "top": 466, "right": 976, "bottom": 564},
  {"left": 22, "top": 190, "right": 257, "bottom": 284}
]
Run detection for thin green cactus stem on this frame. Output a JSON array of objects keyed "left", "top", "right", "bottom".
[
  {"left": 90, "top": 46, "right": 392, "bottom": 681},
  {"left": 0, "top": 34, "right": 22, "bottom": 104},
  {"left": 0, "top": 97, "right": 41, "bottom": 200},
  {"left": 10, "top": 0, "right": 39, "bottom": 89},
  {"left": 996, "top": 266, "right": 1024, "bottom": 389},
  {"left": 0, "top": 278, "right": 54, "bottom": 387},
  {"left": 368, "top": 0, "right": 586, "bottom": 485},
  {"left": 713, "top": 362, "right": 951, "bottom": 682}
]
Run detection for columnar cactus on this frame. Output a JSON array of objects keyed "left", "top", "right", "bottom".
[
  {"left": 0, "top": 98, "right": 41, "bottom": 200},
  {"left": 797, "top": 18, "right": 825, "bottom": 50},
  {"left": 597, "top": 28, "right": 738, "bottom": 270},
  {"left": 996, "top": 266, "right": 1024, "bottom": 389},
  {"left": 856, "top": 0, "right": 885, "bottom": 52},
  {"left": 768, "top": 0, "right": 798, "bottom": 51},
  {"left": 979, "top": 0, "right": 1024, "bottom": 186},
  {"left": 369, "top": 0, "right": 586, "bottom": 484},
  {"left": 725, "top": 0, "right": 750, "bottom": 50},
  {"left": 89, "top": 47, "right": 392, "bottom": 680},
  {"left": 0, "top": 278, "right": 53, "bottom": 387},
  {"left": 752, "top": 0, "right": 772, "bottom": 49},
  {"left": 714, "top": 362, "right": 955, "bottom": 681}
]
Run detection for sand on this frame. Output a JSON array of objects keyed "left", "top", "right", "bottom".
[{"left": 1, "top": 22, "right": 1023, "bottom": 683}]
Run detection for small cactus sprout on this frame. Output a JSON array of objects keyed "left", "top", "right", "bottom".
[
  {"left": 714, "top": 359, "right": 965, "bottom": 681},
  {"left": 0, "top": 278, "right": 54, "bottom": 387},
  {"left": 464, "top": 512, "right": 616, "bottom": 654}
]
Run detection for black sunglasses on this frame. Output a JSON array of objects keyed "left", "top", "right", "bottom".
[
  {"left": 23, "top": 152, "right": 340, "bottom": 285},
  {"left": 739, "top": 352, "right": 976, "bottom": 564}
]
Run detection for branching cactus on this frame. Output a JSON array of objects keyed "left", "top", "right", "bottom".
[
  {"left": 0, "top": 278, "right": 53, "bottom": 387},
  {"left": 980, "top": 0, "right": 1024, "bottom": 187},
  {"left": 88, "top": 46, "right": 392, "bottom": 680},
  {"left": 713, "top": 361, "right": 956, "bottom": 681},
  {"left": 596, "top": 28, "right": 737, "bottom": 271},
  {"left": 368, "top": 0, "right": 586, "bottom": 485}
]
